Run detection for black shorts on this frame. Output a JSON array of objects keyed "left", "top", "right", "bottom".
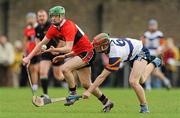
[
  {"left": 40, "top": 52, "right": 64, "bottom": 66},
  {"left": 77, "top": 49, "right": 96, "bottom": 67},
  {"left": 30, "top": 55, "right": 40, "bottom": 64}
]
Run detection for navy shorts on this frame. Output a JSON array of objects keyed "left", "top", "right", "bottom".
[{"left": 130, "top": 47, "right": 151, "bottom": 67}]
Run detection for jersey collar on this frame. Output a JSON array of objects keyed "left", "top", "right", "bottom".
[{"left": 60, "top": 19, "right": 66, "bottom": 27}]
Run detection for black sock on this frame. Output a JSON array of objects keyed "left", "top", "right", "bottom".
[
  {"left": 41, "top": 78, "right": 48, "bottom": 95},
  {"left": 69, "top": 86, "right": 76, "bottom": 95},
  {"left": 140, "top": 83, "right": 145, "bottom": 88},
  {"left": 98, "top": 94, "right": 108, "bottom": 105},
  {"left": 140, "top": 104, "right": 147, "bottom": 107}
]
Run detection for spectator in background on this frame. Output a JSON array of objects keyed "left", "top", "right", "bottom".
[
  {"left": 168, "top": 38, "right": 180, "bottom": 61},
  {"left": 10, "top": 40, "right": 24, "bottom": 87},
  {"left": 20, "top": 12, "right": 39, "bottom": 88},
  {"left": 141, "top": 19, "right": 171, "bottom": 90},
  {"left": 35, "top": 9, "right": 65, "bottom": 97},
  {"left": 162, "top": 38, "right": 179, "bottom": 86},
  {"left": 0, "top": 35, "right": 15, "bottom": 86}
]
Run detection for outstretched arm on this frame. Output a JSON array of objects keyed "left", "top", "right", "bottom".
[{"left": 83, "top": 69, "right": 111, "bottom": 99}]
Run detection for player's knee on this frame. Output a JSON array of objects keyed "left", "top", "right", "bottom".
[
  {"left": 29, "top": 66, "right": 36, "bottom": 72},
  {"left": 34, "top": 66, "right": 39, "bottom": 72},
  {"left": 61, "top": 67, "right": 71, "bottom": 74},
  {"left": 81, "top": 83, "right": 91, "bottom": 89},
  {"left": 54, "top": 73, "right": 64, "bottom": 81},
  {"left": 129, "top": 79, "right": 138, "bottom": 87}
]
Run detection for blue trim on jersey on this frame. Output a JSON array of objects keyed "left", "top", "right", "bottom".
[
  {"left": 124, "top": 39, "right": 134, "bottom": 62},
  {"left": 149, "top": 36, "right": 163, "bottom": 41},
  {"left": 148, "top": 47, "right": 157, "bottom": 49},
  {"left": 105, "top": 67, "right": 119, "bottom": 72},
  {"left": 105, "top": 57, "right": 121, "bottom": 72},
  {"left": 110, "top": 38, "right": 134, "bottom": 62},
  {"left": 108, "top": 57, "right": 121, "bottom": 68},
  {"left": 129, "top": 47, "right": 150, "bottom": 67},
  {"left": 133, "top": 47, "right": 150, "bottom": 61}
]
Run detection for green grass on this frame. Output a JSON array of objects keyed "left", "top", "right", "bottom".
[{"left": 0, "top": 88, "right": 180, "bottom": 118}]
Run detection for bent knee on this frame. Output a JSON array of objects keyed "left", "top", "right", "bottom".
[
  {"left": 81, "top": 83, "right": 91, "bottom": 89},
  {"left": 61, "top": 67, "right": 71, "bottom": 74},
  {"left": 129, "top": 79, "right": 139, "bottom": 87},
  {"left": 54, "top": 73, "right": 64, "bottom": 81},
  {"left": 29, "top": 66, "right": 37, "bottom": 72}
]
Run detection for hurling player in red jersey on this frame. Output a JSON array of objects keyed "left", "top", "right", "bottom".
[
  {"left": 23, "top": 12, "right": 39, "bottom": 93},
  {"left": 23, "top": 6, "right": 113, "bottom": 112}
]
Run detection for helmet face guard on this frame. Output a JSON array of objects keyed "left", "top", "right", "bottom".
[
  {"left": 49, "top": 6, "right": 65, "bottom": 26},
  {"left": 93, "top": 33, "right": 110, "bottom": 53},
  {"left": 94, "top": 42, "right": 109, "bottom": 53},
  {"left": 49, "top": 12, "right": 64, "bottom": 19}
]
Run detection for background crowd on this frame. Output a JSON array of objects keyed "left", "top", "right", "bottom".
[{"left": 0, "top": 0, "right": 180, "bottom": 89}]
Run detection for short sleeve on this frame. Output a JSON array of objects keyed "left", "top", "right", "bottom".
[
  {"left": 45, "top": 25, "right": 56, "bottom": 40},
  {"left": 62, "top": 21, "right": 76, "bottom": 42},
  {"left": 159, "top": 31, "right": 164, "bottom": 38},
  {"left": 143, "top": 31, "right": 148, "bottom": 38},
  {"left": 105, "top": 57, "right": 122, "bottom": 72}
]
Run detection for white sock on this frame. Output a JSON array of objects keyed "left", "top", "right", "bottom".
[
  {"left": 163, "top": 78, "right": 170, "bottom": 85},
  {"left": 32, "top": 84, "right": 38, "bottom": 92},
  {"left": 145, "top": 79, "right": 152, "bottom": 90}
]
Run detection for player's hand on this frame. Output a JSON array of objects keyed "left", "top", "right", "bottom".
[
  {"left": 22, "top": 57, "right": 30, "bottom": 66},
  {"left": 42, "top": 46, "right": 55, "bottom": 53},
  {"left": 51, "top": 52, "right": 60, "bottom": 55},
  {"left": 82, "top": 90, "right": 91, "bottom": 99},
  {"left": 52, "top": 55, "right": 65, "bottom": 63}
]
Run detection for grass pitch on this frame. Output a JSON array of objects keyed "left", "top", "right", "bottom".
[{"left": 0, "top": 88, "right": 180, "bottom": 118}]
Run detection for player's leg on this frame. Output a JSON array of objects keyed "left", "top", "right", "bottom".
[
  {"left": 140, "top": 56, "right": 171, "bottom": 89},
  {"left": 61, "top": 56, "right": 86, "bottom": 95},
  {"left": 39, "top": 60, "right": 51, "bottom": 98},
  {"left": 29, "top": 64, "right": 39, "bottom": 91},
  {"left": 72, "top": 70, "right": 79, "bottom": 85},
  {"left": 52, "top": 62, "right": 65, "bottom": 81},
  {"left": 77, "top": 67, "right": 113, "bottom": 112},
  {"left": 60, "top": 50, "right": 97, "bottom": 96},
  {"left": 129, "top": 59, "right": 149, "bottom": 113},
  {"left": 29, "top": 56, "right": 39, "bottom": 93},
  {"left": 60, "top": 50, "right": 113, "bottom": 112},
  {"left": 152, "top": 68, "right": 172, "bottom": 89},
  {"left": 52, "top": 66, "right": 64, "bottom": 80},
  {"left": 140, "top": 63, "right": 154, "bottom": 84}
]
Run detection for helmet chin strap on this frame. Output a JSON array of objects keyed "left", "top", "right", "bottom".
[
  {"left": 101, "top": 43, "right": 110, "bottom": 53},
  {"left": 104, "top": 45, "right": 110, "bottom": 54},
  {"left": 97, "top": 44, "right": 110, "bottom": 53},
  {"left": 53, "top": 17, "right": 65, "bottom": 27},
  {"left": 53, "top": 22, "right": 60, "bottom": 26}
]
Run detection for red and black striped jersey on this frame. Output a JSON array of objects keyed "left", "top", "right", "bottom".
[{"left": 45, "top": 19, "right": 93, "bottom": 55}]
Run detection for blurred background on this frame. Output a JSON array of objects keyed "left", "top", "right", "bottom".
[{"left": 0, "top": 0, "right": 179, "bottom": 89}]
